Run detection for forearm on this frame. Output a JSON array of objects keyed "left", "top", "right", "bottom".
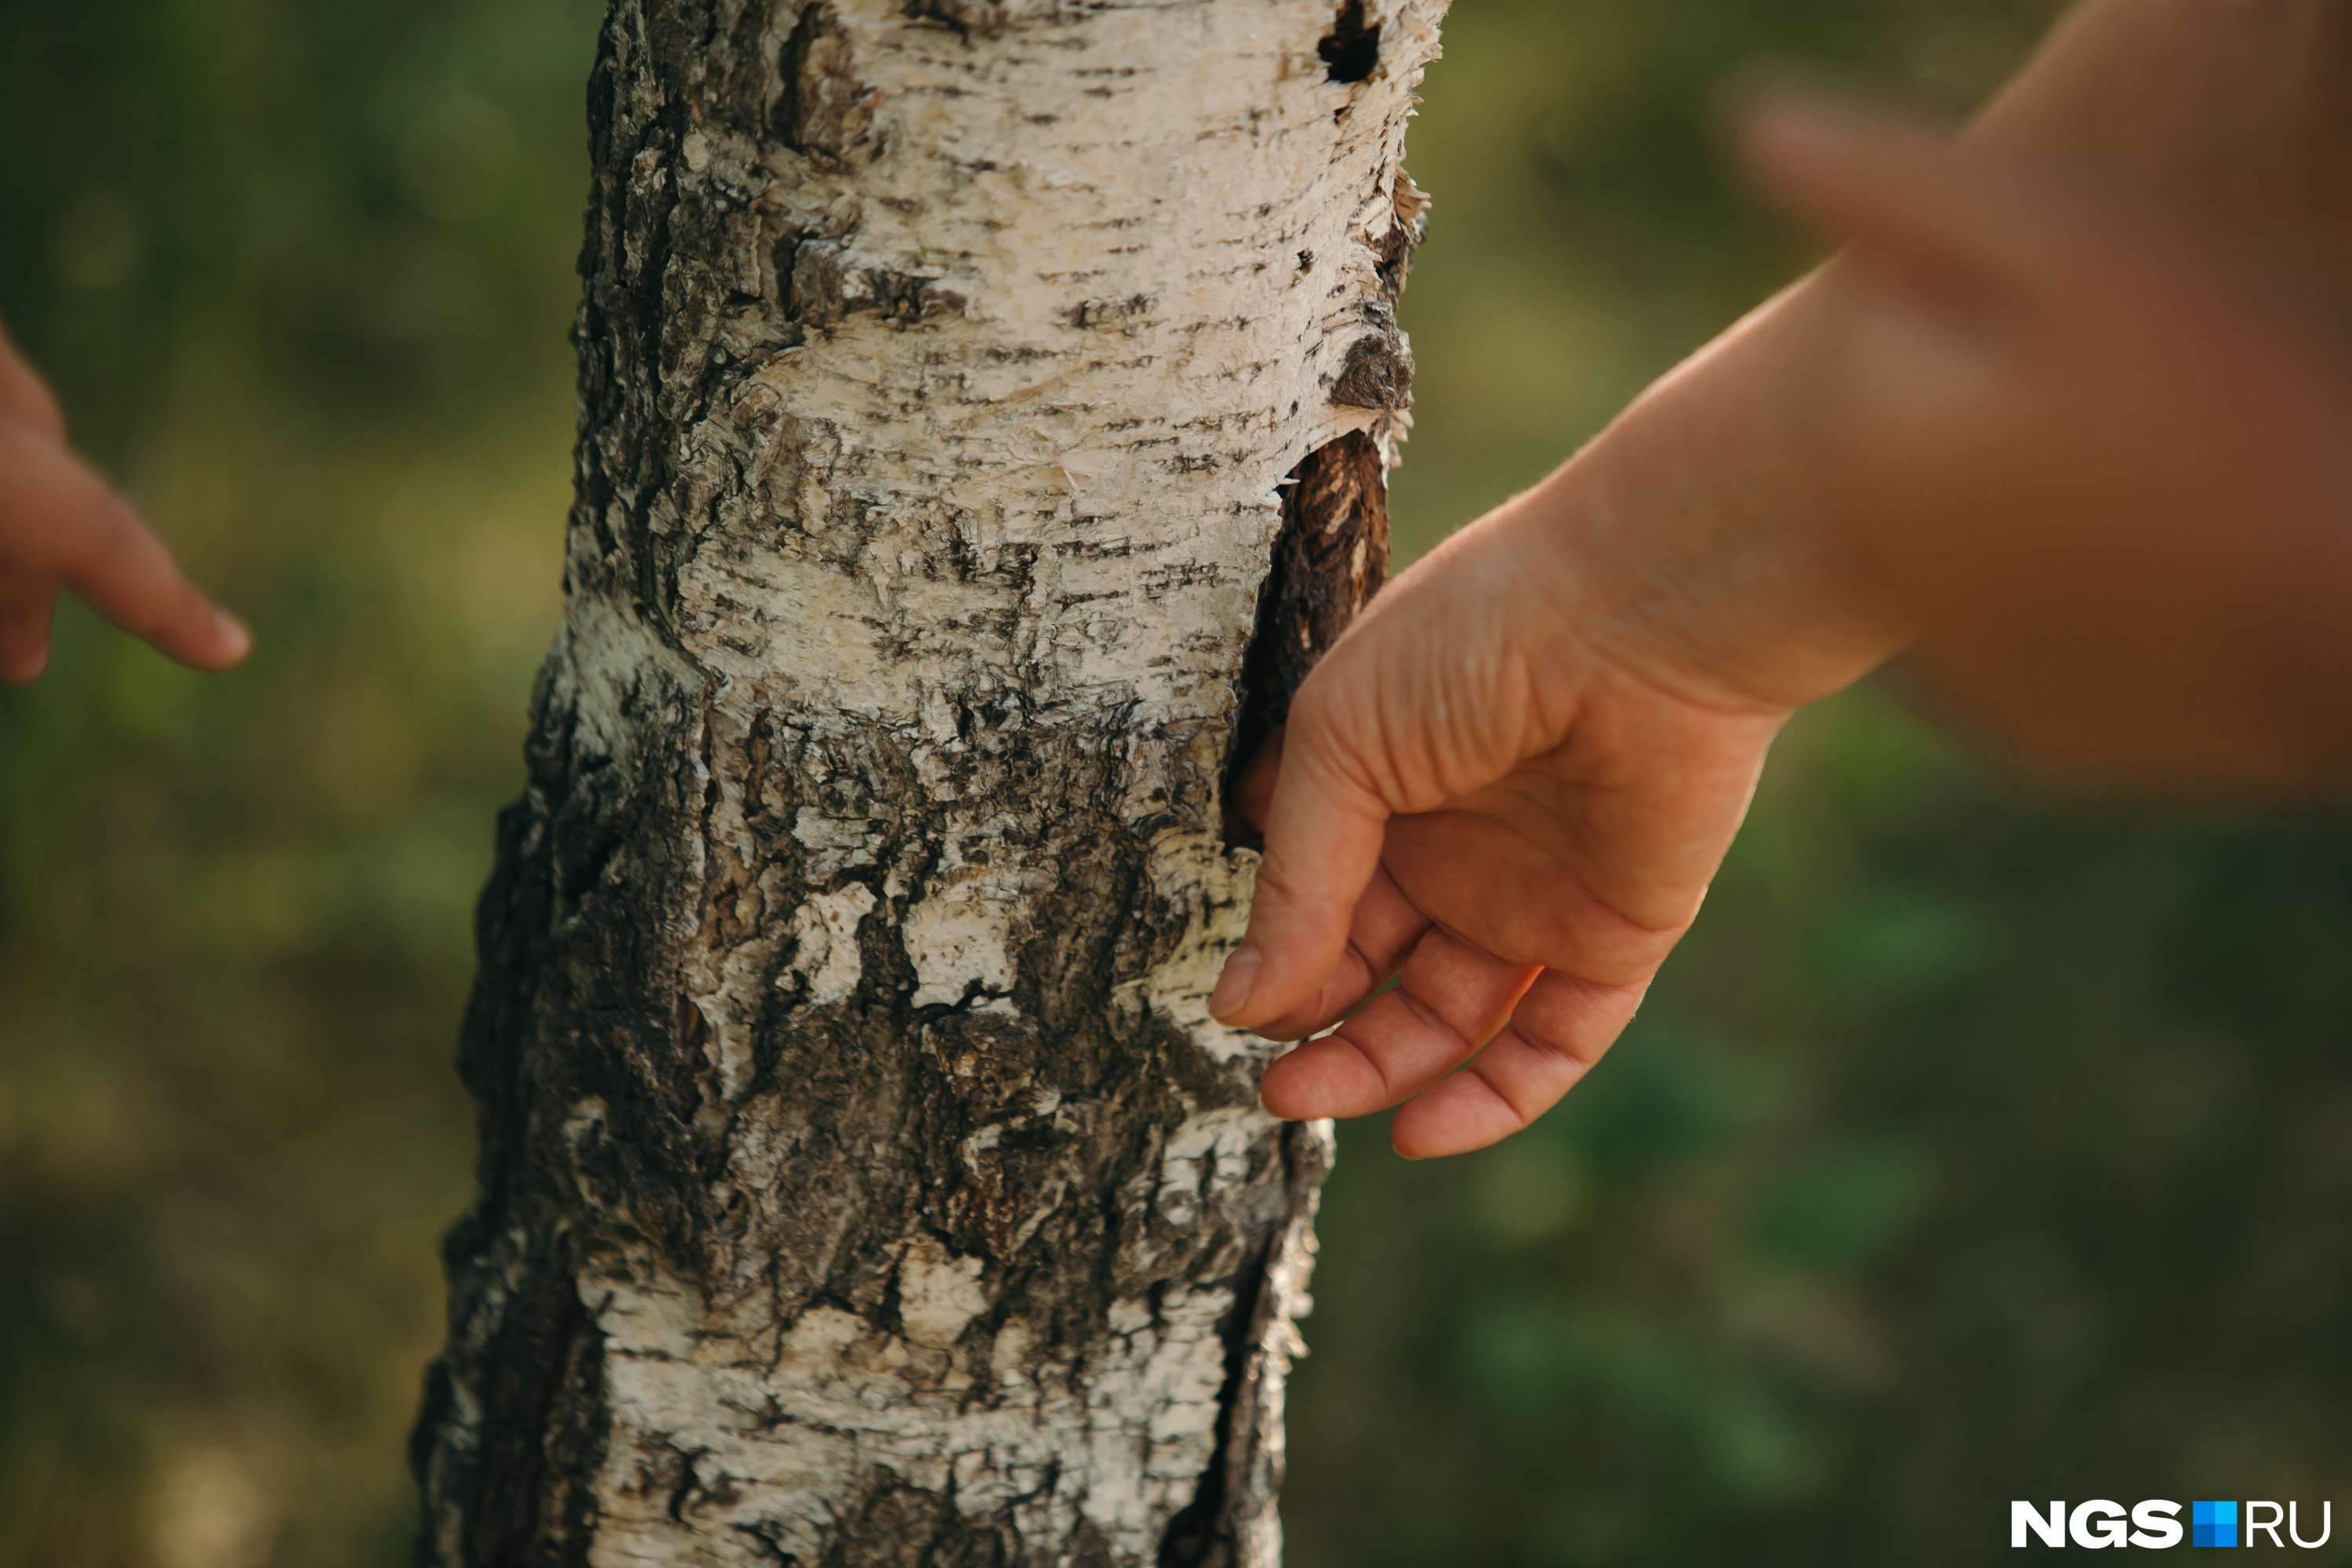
[{"left": 1509, "top": 278, "right": 1896, "bottom": 716}]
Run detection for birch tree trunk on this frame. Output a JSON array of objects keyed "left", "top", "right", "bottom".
[{"left": 409, "top": 0, "right": 1439, "bottom": 1560}]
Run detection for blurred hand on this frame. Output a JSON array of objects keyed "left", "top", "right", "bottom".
[
  {"left": 1744, "top": 95, "right": 2352, "bottom": 789},
  {"left": 0, "top": 313, "right": 249, "bottom": 684}
]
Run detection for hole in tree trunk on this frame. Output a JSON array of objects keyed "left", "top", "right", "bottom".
[{"left": 1317, "top": 0, "right": 1381, "bottom": 84}]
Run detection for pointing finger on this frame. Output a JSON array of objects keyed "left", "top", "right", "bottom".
[
  {"left": 60, "top": 501, "right": 251, "bottom": 672},
  {"left": 0, "top": 421, "right": 250, "bottom": 673}
]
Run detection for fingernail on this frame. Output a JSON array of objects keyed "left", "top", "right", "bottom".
[
  {"left": 212, "top": 608, "right": 252, "bottom": 664},
  {"left": 1210, "top": 942, "right": 1261, "bottom": 1022}
]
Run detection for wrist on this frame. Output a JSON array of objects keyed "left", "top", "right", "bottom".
[{"left": 1513, "top": 279, "right": 1908, "bottom": 716}]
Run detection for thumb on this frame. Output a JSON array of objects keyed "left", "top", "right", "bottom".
[{"left": 1211, "top": 695, "right": 1392, "bottom": 1032}]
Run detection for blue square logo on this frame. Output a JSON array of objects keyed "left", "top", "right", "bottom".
[{"left": 2194, "top": 1500, "right": 2238, "bottom": 1548}]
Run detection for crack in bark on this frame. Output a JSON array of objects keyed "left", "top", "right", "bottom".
[{"left": 1225, "top": 430, "right": 1391, "bottom": 847}]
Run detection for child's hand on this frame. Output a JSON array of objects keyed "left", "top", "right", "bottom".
[{"left": 0, "top": 314, "right": 249, "bottom": 684}]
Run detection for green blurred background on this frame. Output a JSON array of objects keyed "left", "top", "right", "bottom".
[{"left": 2, "top": 1, "right": 2347, "bottom": 1563}]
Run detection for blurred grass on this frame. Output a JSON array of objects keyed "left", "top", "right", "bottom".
[
  {"left": 2, "top": 1, "right": 2349, "bottom": 1565},
  {"left": 0, "top": 2, "right": 597, "bottom": 1561}
]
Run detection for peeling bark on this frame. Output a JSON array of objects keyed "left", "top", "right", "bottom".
[{"left": 409, "top": 1, "right": 1439, "bottom": 1562}]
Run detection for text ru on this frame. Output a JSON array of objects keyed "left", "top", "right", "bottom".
[{"left": 2013, "top": 1500, "right": 2334, "bottom": 1548}]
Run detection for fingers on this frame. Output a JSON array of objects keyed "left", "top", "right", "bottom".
[
  {"left": 1259, "top": 923, "right": 1541, "bottom": 1120},
  {"left": 1212, "top": 703, "right": 1394, "bottom": 1030},
  {"left": 61, "top": 499, "right": 251, "bottom": 672},
  {"left": 1388, "top": 967, "right": 1650, "bottom": 1160},
  {"left": 1253, "top": 863, "right": 1428, "bottom": 1042},
  {"left": 0, "top": 420, "right": 250, "bottom": 678},
  {"left": 1256, "top": 920, "right": 1647, "bottom": 1156}
]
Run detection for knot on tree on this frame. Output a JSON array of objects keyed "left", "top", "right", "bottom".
[
  {"left": 778, "top": 4, "right": 879, "bottom": 162},
  {"left": 1327, "top": 330, "right": 1414, "bottom": 409},
  {"left": 789, "top": 241, "right": 967, "bottom": 328}
]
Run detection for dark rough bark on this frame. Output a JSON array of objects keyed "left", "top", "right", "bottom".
[{"left": 410, "top": 0, "right": 1436, "bottom": 1561}]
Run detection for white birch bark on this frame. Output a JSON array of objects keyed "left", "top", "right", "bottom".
[{"left": 409, "top": 0, "right": 1441, "bottom": 1562}]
